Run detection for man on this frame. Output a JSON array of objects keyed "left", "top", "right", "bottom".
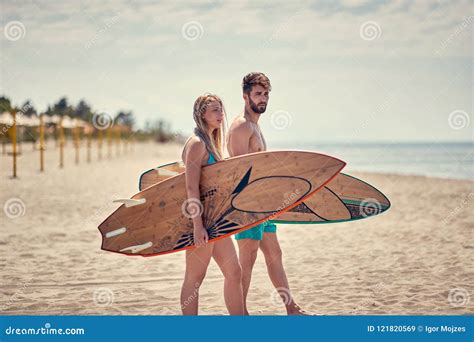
[{"left": 227, "top": 72, "right": 309, "bottom": 315}]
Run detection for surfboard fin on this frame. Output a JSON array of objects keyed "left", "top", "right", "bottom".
[
  {"left": 120, "top": 241, "right": 153, "bottom": 254},
  {"left": 156, "top": 169, "right": 179, "bottom": 176},
  {"left": 105, "top": 227, "right": 127, "bottom": 238},
  {"left": 113, "top": 198, "right": 146, "bottom": 208}
]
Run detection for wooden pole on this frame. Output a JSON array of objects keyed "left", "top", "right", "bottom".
[
  {"left": 55, "top": 123, "right": 59, "bottom": 148},
  {"left": 115, "top": 125, "right": 120, "bottom": 157},
  {"left": 39, "top": 114, "right": 45, "bottom": 172},
  {"left": 11, "top": 110, "right": 17, "bottom": 178},
  {"left": 107, "top": 127, "right": 112, "bottom": 158},
  {"left": 59, "top": 118, "right": 64, "bottom": 169},
  {"left": 74, "top": 124, "right": 79, "bottom": 165},
  {"left": 1, "top": 125, "right": 6, "bottom": 155},
  {"left": 98, "top": 129, "right": 103, "bottom": 161},
  {"left": 124, "top": 127, "right": 128, "bottom": 154},
  {"left": 87, "top": 127, "right": 92, "bottom": 163}
]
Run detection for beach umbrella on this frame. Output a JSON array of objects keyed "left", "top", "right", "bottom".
[
  {"left": 14, "top": 114, "right": 31, "bottom": 126},
  {"left": 0, "top": 112, "right": 13, "bottom": 126},
  {"left": 42, "top": 115, "right": 53, "bottom": 124},
  {"left": 73, "top": 118, "right": 87, "bottom": 128},
  {"left": 61, "top": 116, "right": 75, "bottom": 128},
  {"left": 50, "top": 115, "right": 61, "bottom": 124},
  {"left": 27, "top": 115, "right": 40, "bottom": 127}
]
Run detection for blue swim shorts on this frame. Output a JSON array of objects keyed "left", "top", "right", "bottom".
[{"left": 234, "top": 221, "right": 277, "bottom": 241}]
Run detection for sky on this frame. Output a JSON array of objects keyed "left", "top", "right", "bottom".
[{"left": 0, "top": 0, "right": 472, "bottom": 144}]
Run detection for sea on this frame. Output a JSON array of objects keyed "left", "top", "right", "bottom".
[{"left": 271, "top": 141, "right": 473, "bottom": 180}]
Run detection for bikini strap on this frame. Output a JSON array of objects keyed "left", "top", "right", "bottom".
[{"left": 182, "top": 136, "right": 215, "bottom": 163}]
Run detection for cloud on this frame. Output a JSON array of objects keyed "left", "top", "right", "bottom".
[
  {"left": 1, "top": 0, "right": 471, "bottom": 58},
  {"left": 0, "top": 0, "right": 471, "bottom": 142}
]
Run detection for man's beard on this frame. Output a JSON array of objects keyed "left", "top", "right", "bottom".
[{"left": 249, "top": 97, "right": 267, "bottom": 114}]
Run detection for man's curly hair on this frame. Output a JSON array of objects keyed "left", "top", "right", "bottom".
[{"left": 242, "top": 72, "right": 272, "bottom": 95}]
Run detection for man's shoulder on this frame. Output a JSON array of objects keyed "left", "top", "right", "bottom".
[{"left": 230, "top": 117, "right": 253, "bottom": 134}]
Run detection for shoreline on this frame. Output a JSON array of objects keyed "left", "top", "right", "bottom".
[
  {"left": 345, "top": 170, "right": 474, "bottom": 183},
  {"left": 1, "top": 140, "right": 472, "bottom": 182}
]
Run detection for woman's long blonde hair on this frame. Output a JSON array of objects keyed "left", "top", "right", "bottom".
[{"left": 192, "top": 93, "right": 227, "bottom": 161}]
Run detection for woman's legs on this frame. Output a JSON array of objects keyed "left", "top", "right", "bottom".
[
  {"left": 212, "top": 238, "right": 244, "bottom": 315},
  {"left": 181, "top": 243, "right": 213, "bottom": 315}
]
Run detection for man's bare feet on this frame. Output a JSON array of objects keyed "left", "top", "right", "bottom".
[{"left": 286, "top": 303, "right": 315, "bottom": 315}]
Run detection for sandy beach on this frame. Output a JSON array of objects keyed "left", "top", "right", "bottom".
[{"left": 0, "top": 141, "right": 472, "bottom": 315}]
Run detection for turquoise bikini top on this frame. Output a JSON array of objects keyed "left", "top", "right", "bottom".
[
  {"left": 207, "top": 151, "right": 216, "bottom": 165},
  {"left": 182, "top": 137, "right": 217, "bottom": 165}
]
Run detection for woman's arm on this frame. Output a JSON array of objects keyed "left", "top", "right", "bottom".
[{"left": 183, "top": 138, "right": 208, "bottom": 247}]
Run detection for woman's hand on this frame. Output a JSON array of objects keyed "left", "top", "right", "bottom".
[{"left": 193, "top": 225, "right": 209, "bottom": 247}]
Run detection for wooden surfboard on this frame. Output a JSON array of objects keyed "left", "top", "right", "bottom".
[
  {"left": 98, "top": 151, "right": 345, "bottom": 256},
  {"left": 139, "top": 161, "right": 390, "bottom": 224}
]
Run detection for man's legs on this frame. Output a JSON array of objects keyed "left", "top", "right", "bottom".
[
  {"left": 259, "top": 232, "right": 309, "bottom": 315},
  {"left": 236, "top": 238, "right": 260, "bottom": 315}
]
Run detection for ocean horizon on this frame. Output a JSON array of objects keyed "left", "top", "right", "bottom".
[{"left": 271, "top": 141, "right": 473, "bottom": 180}]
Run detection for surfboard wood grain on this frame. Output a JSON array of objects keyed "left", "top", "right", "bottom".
[
  {"left": 139, "top": 160, "right": 390, "bottom": 224},
  {"left": 99, "top": 150, "right": 345, "bottom": 256}
]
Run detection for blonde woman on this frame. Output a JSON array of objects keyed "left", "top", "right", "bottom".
[{"left": 180, "top": 94, "right": 244, "bottom": 315}]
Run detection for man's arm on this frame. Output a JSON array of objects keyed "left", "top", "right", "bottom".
[{"left": 228, "top": 122, "right": 253, "bottom": 157}]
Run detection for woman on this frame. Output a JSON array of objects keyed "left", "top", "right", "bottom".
[{"left": 180, "top": 94, "right": 244, "bottom": 315}]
